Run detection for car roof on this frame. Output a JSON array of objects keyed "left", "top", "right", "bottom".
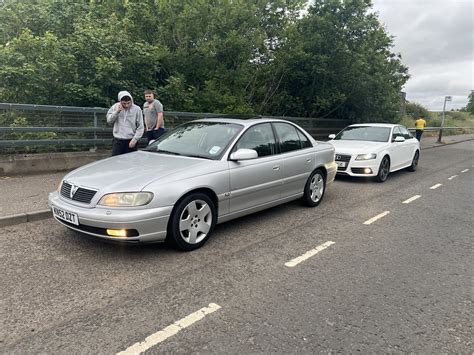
[
  {"left": 194, "top": 117, "right": 294, "bottom": 127},
  {"left": 348, "top": 123, "right": 399, "bottom": 128}
]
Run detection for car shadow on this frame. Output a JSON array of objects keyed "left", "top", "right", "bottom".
[
  {"left": 62, "top": 199, "right": 296, "bottom": 258},
  {"left": 335, "top": 167, "right": 415, "bottom": 184}
]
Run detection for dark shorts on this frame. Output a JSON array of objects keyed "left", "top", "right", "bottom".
[
  {"left": 112, "top": 138, "right": 137, "bottom": 156},
  {"left": 147, "top": 128, "right": 166, "bottom": 143}
]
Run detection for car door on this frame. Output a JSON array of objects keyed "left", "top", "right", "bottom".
[
  {"left": 273, "top": 122, "right": 314, "bottom": 199},
  {"left": 228, "top": 123, "right": 282, "bottom": 213},
  {"left": 399, "top": 126, "right": 418, "bottom": 166},
  {"left": 389, "top": 126, "right": 406, "bottom": 170}
]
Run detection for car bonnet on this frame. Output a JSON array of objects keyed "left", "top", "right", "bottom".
[
  {"left": 62, "top": 151, "right": 211, "bottom": 193},
  {"left": 328, "top": 140, "right": 388, "bottom": 154}
]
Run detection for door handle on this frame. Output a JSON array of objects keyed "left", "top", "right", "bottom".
[
  {"left": 272, "top": 165, "right": 280, "bottom": 171},
  {"left": 306, "top": 158, "right": 312, "bottom": 163}
]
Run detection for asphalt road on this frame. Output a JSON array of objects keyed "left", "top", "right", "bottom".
[{"left": 1, "top": 141, "right": 473, "bottom": 353}]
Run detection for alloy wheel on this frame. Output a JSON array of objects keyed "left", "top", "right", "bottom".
[
  {"left": 310, "top": 173, "right": 324, "bottom": 202},
  {"left": 179, "top": 199, "right": 212, "bottom": 244}
]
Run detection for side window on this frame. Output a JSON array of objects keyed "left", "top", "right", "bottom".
[
  {"left": 297, "top": 129, "right": 313, "bottom": 148},
  {"left": 392, "top": 127, "right": 402, "bottom": 140},
  {"left": 274, "top": 123, "right": 302, "bottom": 153},
  {"left": 399, "top": 126, "right": 412, "bottom": 139},
  {"left": 234, "top": 123, "right": 276, "bottom": 157}
]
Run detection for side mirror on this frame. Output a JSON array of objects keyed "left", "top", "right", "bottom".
[
  {"left": 394, "top": 136, "right": 405, "bottom": 143},
  {"left": 328, "top": 134, "right": 336, "bottom": 140},
  {"left": 230, "top": 148, "right": 258, "bottom": 161}
]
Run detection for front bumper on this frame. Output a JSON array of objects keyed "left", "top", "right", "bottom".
[
  {"left": 48, "top": 191, "right": 173, "bottom": 243},
  {"left": 336, "top": 156, "right": 380, "bottom": 177}
]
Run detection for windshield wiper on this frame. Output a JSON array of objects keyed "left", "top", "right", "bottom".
[
  {"left": 144, "top": 149, "right": 182, "bottom": 156},
  {"left": 185, "top": 154, "right": 213, "bottom": 160}
]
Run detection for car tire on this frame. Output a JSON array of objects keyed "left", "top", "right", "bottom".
[
  {"left": 407, "top": 150, "right": 419, "bottom": 172},
  {"left": 375, "top": 156, "right": 390, "bottom": 182},
  {"left": 302, "top": 169, "right": 326, "bottom": 207},
  {"left": 168, "top": 193, "right": 216, "bottom": 251}
]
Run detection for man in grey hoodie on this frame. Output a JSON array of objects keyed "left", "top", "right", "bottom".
[{"left": 106, "top": 91, "right": 144, "bottom": 156}]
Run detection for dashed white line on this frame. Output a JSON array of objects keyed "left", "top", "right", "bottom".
[
  {"left": 461, "top": 169, "right": 469, "bottom": 173},
  {"left": 430, "top": 183, "right": 442, "bottom": 190},
  {"left": 448, "top": 175, "right": 458, "bottom": 180},
  {"left": 117, "top": 303, "right": 221, "bottom": 355},
  {"left": 285, "top": 241, "right": 335, "bottom": 267},
  {"left": 403, "top": 195, "right": 421, "bottom": 204},
  {"left": 363, "top": 211, "right": 390, "bottom": 225}
]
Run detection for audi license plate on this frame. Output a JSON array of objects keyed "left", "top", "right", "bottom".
[
  {"left": 52, "top": 206, "right": 79, "bottom": 225},
  {"left": 336, "top": 161, "right": 346, "bottom": 168}
]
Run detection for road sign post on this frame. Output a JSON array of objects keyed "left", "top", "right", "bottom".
[{"left": 437, "top": 95, "right": 452, "bottom": 143}]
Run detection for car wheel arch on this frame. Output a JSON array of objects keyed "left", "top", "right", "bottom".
[
  {"left": 379, "top": 153, "right": 391, "bottom": 171},
  {"left": 315, "top": 165, "right": 327, "bottom": 180},
  {"left": 169, "top": 187, "right": 219, "bottom": 220}
]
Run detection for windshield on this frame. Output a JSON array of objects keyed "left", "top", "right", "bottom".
[
  {"left": 143, "top": 121, "right": 243, "bottom": 160},
  {"left": 334, "top": 126, "right": 391, "bottom": 142}
]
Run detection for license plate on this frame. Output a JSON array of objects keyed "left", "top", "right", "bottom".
[
  {"left": 337, "top": 161, "right": 347, "bottom": 168},
  {"left": 52, "top": 206, "right": 79, "bottom": 225}
]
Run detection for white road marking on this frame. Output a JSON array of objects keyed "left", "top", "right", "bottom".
[
  {"left": 363, "top": 211, "right": 390, "bottom": 225},
  {"left": 117, "top": 303, "right": 221, "bottom": 355},
  {"left": 430, "top": 183, "right": 442, "bottom": 190},
  {"left": 461, "top": 169, "right": 469, "bottom": 173},
  {"left": 285, "top": 241, "right": 335, "bottom": 267},
  {"left": 402, "top": 195, "right": 421, "bottom": 204},
  {"left": 448, "top": 175, "right": 458, "bottom": 180}
]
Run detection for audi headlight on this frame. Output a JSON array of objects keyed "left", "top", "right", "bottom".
[
  {"left": 355, "top": 153, "right": 377, "bottom": 160},
  {"left": 98, "top": 192, "right": 153, "bottom": 207}
]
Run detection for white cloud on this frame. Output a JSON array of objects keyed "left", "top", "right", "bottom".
[{"left": 372, "top": 0, "right": 473, "bottom": 110}]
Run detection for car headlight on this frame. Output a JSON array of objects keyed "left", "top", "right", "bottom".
[
  {"left": 98, "top": 192, "right": 154, "bottom": 207},
  {"left": 355, "top": 153, "right": 377, "bottom": 160}
]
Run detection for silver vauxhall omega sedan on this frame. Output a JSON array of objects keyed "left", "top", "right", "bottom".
[{"left": 49, "top": 118, "right": 337, "bottom": 251}]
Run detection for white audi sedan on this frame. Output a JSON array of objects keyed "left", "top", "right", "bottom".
[
  {"left": 328, "top": 123, "right": 420, "bottom": 182},
  {"left": 49, "top": 118, "right": 337, "bottom": 251}
]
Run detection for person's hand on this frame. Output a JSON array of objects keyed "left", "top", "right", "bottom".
[
  {"left": 116, "top": 104, "right": 124, "bottom": 112},
  {"left": 129, "top": 140, "right": 136, "bottom": 148}
]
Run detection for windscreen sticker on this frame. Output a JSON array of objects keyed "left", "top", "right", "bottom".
[{"left": 209, "top": 146, "right": 221, "bottom": 155}]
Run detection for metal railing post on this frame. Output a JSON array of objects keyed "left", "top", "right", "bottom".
[{"left": 93, "top": 111, "right": 98, "bottom": 152}]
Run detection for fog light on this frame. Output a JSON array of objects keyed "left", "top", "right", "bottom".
[
  {"left": 364, "top": 168, "right": 372, "bottom": 174},
  {"left": 106, "top": 229, "right": 127, "bottom": 238}
]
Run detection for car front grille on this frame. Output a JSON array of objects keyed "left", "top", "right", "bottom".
[
  {"left": 60, "top": 182, "right": 97, "bottom": 204},
  {"left": 335, "top": 154, "right": 351, "bottom": 171}
]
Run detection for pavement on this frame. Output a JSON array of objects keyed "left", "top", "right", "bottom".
[{"left": 1, "top": 133, "right": 473, "bottom": 227}]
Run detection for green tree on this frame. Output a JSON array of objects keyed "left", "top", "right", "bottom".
[
  {"left": 405, "top": 102, "right": 431, "bottom": 120},
  {"left": 0, "top": 0, "right": 410, "bottom": 123},
  {"left": 265, "top": 0, "right": 409, "bottom": 121},
  {"left": 466, "top": 91, "right": 474, "bottom": 114}
]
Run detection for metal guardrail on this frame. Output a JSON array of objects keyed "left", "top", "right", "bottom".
[
  {"left": 407, "top": 127, "right": 473, "bottom": 132},
  {"left": 3, "top": 102, "right": 471, "bottom": 154},
  {"left": 0, "top": 102, "right": 350, "bottom": 153}
]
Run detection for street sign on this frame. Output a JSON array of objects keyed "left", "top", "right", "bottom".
[{"left": 445, "top": 96, "right": 452, "bottom": 101}]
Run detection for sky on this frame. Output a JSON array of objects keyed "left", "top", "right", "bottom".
[{"left": 371, "top": 0, "right": 473, "bottom": 111}]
